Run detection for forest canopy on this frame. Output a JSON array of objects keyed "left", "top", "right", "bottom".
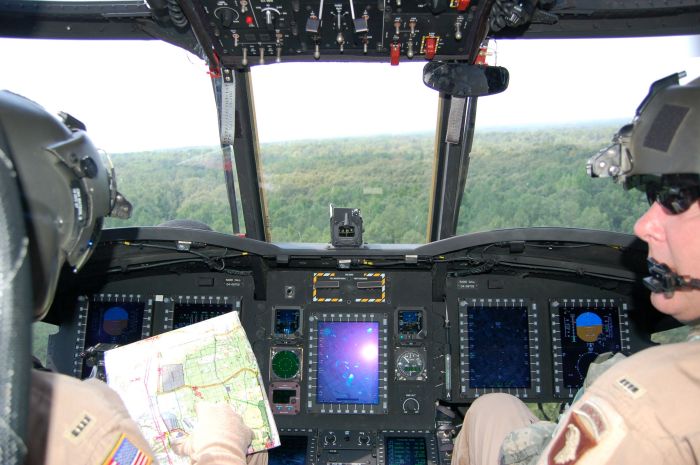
[{"left": 104, "top": 124, "right": 648, "bottom": 243}]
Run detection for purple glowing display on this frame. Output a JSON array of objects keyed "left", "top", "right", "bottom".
[{"left": 316, "top": 321, "right": 379, "bottom": 404}]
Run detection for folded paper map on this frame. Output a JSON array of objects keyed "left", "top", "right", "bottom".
[{"left": 105, "top": 311, "right": 279, "bottom": 464}]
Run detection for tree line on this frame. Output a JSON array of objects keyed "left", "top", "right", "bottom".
[{"left": 104, "top": 124, "right": 647, "bottom": 243}]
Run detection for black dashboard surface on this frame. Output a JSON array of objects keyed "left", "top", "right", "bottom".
[{"left": 45, "top": 226, "right": 666, "bottom": 465}]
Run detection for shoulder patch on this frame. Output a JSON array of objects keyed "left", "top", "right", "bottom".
[
  {"left": 542, "top": 398, "right": 627, "bottom": 465},
  {"left": 64, "top": 411, "right": 96, "bottom": 443},
  {"left": 615, "top": 376, "right": 646, "bottom": 399},
  {"left": 102, "top": 434, "right": 152, "bottom": 465},
  {"left": 547, "top": 407, "right": 598, "bottom": 465}
]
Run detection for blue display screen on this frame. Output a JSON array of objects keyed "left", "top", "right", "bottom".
[
  {"left": 275, "top": 308, "right": 301, "bottom": 335},
  {"left": 269, "top": 435, "right": 307, "bottom": 465},
  {"left": 559, "top": 306, "right": 622, "bottom": 388},
  {"left": 85, "top": 301, "right": 145, "bottom": 347},
  {"left": 467, "top": 305, "right": 531, "bottom": 388},
  {"left": 316, "top": 321, "right": 379, "bottom": 404},
  {"left": 386, "top": 437, "right": 428, "bottom": 465},
  {"left": 173, "top": 302, "right": 232, "bottom": 329}
]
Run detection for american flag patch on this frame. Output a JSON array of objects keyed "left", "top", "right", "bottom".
[{"left": 102, "top": 434, "right": 152, "bottom": 465}]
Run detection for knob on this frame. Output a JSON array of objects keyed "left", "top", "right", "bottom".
[
  {"left": 324, "top": 433, "right": 337, "bottom": 445},
  {"left": 265, "top": 9, "right": 274, "bottom": 29},
  {"left": 220, "top": 8, "right": 234, "bottom": 28},
  {"left": 402, "top": 397, "right": 420, "bottom": 414},
  {"left": 359, "top": 434, "right": 371, "bottom": 445}
]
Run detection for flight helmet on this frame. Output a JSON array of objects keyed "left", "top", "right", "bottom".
[
  {"left": 588, "top": 72, "right": 700, "bottom": 296},
  {"left": 588, "top": 72, "right": 700, "bottom": 208},
  {"left": 0, "top": 90, "right": 131, "bottom": 319}
]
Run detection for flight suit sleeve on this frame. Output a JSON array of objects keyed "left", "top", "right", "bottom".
[
  {"left": 534, "top": 342, "right": 700, "bottom": 465},
  {"left": 26, "top": 369, "right": 154, "bottom": 465}
]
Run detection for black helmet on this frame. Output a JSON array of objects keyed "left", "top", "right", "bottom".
[
  {"left": 0, "top": 91, "right": 131, "bottom": 319},
  {"left": 588, "top": 72, "right": 700, "bottom": 192}
]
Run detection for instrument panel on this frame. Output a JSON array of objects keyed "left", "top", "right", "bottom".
[{"left": 45, "top": 230, "right": 657, "bottom": 465}]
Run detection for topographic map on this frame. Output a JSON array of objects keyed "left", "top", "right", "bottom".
[{"left": 105, "top": 312, "right": 279, "bottom": 465}]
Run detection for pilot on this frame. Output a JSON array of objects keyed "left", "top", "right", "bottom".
[
  {"left": 0, "top": 90, "right": 265, "bottom": 465},
  {"left": 452, "top": 74, "right": 700, "bottom": 465}
]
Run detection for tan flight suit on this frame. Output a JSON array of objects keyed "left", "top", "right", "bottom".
[
  {"left": 536, "top": 338, "right": 700, "bottom": 465},
  {"left": 27, "top": 369, "right": 155, "bottom": 465},
  {"left": 451, "top": 393, "right": 540, "bottom": 465},
  {"left": 27, "top": 370, "right": 268, "bottom": 465},
  {"left": 452, "top": 336, "right": 700, "bottom": 465}
]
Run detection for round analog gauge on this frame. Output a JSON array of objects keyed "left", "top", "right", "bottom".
[
  {"left": 271, "top": 350, "right": 300, "bottom": 379},
  {"left": 396, "top": 350, "right": 425, "bottom": 379}
]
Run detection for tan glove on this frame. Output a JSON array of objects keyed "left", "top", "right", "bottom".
[{"left": 171, "top": 401, "right": 252, "bottom": 465}]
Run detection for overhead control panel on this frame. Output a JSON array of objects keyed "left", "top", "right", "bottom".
[{"left": 181, "top": 0, "right": 490, "bottom": 66}]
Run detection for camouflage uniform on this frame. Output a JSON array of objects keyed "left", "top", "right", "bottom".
[{"left": 452, "top": 327, "right": 700, "bottom": 465}]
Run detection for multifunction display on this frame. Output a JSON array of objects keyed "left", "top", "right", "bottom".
[
  {"left": 73, "top": 294, "right": 153, "bottom": 378},
  {"left": 306, "top": 312, "right": 388, "bottom": 414},
  {"left": 162, "top": 296, "right": 240, "bottom": 332},
  {"left": 551, "top": 299, "right": 631, "bottom": 398},
  {"left": 269, "top": 435, "right": 309, "bottom": 465},
  {"left": 459, "top": 298, "right": 542, "bottom": 399}
]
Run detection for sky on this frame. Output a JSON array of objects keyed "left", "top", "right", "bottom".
[{"left": 1, "top": 34, "right": 699, "bottom": 153}]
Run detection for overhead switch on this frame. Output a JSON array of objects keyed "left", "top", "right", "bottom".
[
  {"left": 390, "top": 43, "right": 400, "bottom": 65},
  {"left": 455, "top": 0, "right": 470, "bottom": 11},
  {"left": 424, "top": 36, "right": 437, "bottom": 60}
]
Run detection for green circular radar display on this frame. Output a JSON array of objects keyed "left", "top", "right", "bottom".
[{"left": 271, "top": 350, "right": 300, "bottom": 379}]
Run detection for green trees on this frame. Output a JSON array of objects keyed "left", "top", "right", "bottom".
[{"left": 104, "top": 124, "right": 647, "bottom": 243}]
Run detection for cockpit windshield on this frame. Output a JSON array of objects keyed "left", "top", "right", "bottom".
[
  {"left": 456, "top": 35, "right": 700, "bottom": 235},
  {"left": 251, "top": 62, "right": 437, "bottom": 243},
  {"left": 1, "top": 33, "right": 698, "bottom": 242}
]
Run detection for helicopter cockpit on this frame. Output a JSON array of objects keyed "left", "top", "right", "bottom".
[{"left": 1, "top": 1, "right": 700, "bottom": 464}]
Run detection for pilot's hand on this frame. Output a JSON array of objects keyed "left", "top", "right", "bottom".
[{"left": 172, "top": 401, "right": 252, "bottom": 465}]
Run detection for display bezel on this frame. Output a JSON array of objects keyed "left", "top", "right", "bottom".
[
  {"left": 269, "top": 430, "right": 318, "bottom": 465},
  {"left": 272, "top": 306, "right": 303, "bottom": 339},
  {"left": 161, "top": 295, "right": 240, "bottom": 332},
  {"left": 377, "top": 431, "right": 439, "bottom": 465},
  {"left": 458, "top": 298, "right": 542, "bottom": 399},
  {"left": 306, "top": 312, "right": 388, "bottom": 414},
  {"left": 395, "top": 307, "right": 427, "bottom": 341},
  {"left": 550, "top": 298, "right": 631, "bottom": 398},
  {"left": 270, "top": 346, "right": 303, "bottom": 381},
  {"left": 74, "top": 293, "right": 153, "bottom": 378}
]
